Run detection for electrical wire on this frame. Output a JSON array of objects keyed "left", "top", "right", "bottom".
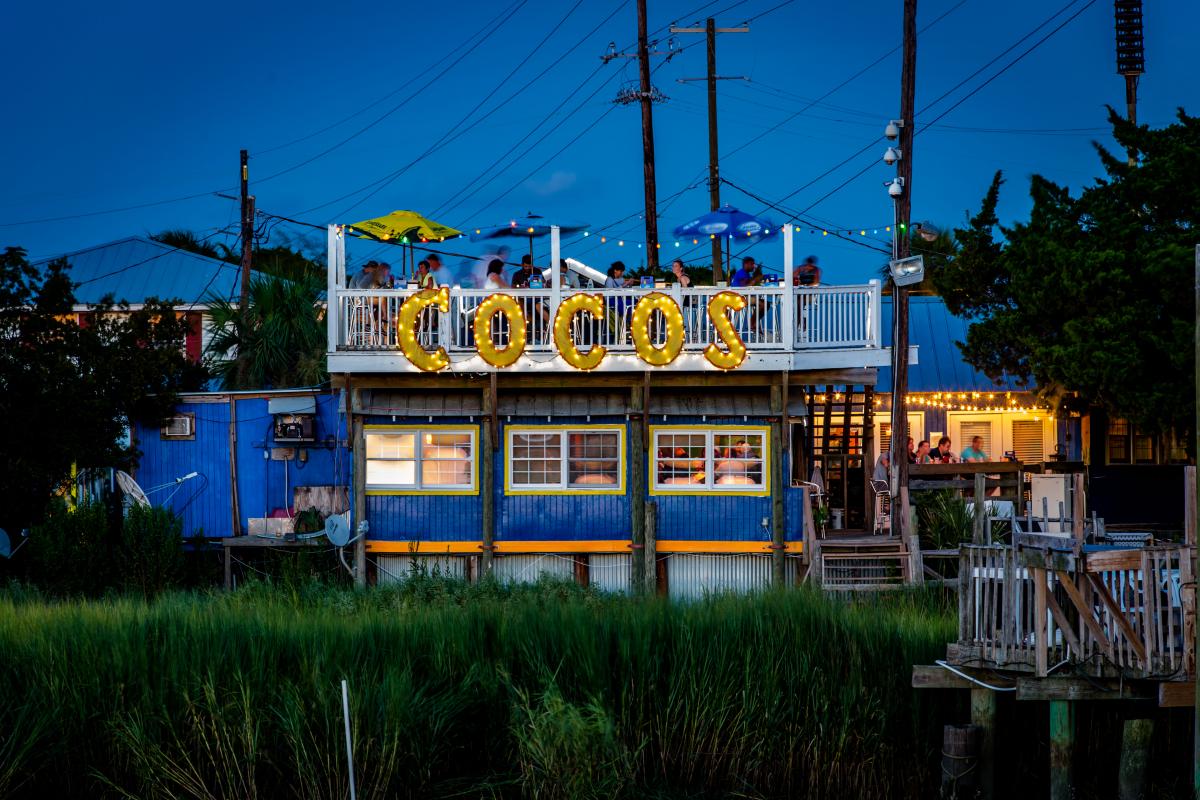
[{"left": 302, "top": 0, "right": 596, "bottom": 220}]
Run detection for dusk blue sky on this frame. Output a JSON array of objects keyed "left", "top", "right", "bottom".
[{"left": 3, "top": 0, "right": 1196, "bottom": 284}]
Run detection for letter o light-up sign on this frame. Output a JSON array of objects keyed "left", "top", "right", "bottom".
[
  {"left": 630, "top": 292, "right": 685, "bottom": 367},
  {"left": 553, "top": 293, "right": 607, "bottom": 370},
  {"left": 397, "top": 287, "right": 450, "bottom": 372},
  {"left": 474, "top": 294, "right": 527, "bottom": 368}
]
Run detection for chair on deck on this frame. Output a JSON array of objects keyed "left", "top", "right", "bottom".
[{"left": 870, "top": 479, "right": 891, "bottom": 535}]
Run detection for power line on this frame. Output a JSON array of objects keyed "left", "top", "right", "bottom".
[
  {"left": 298, "top": 0, "right": 604, "bottom": 220},
  {"left": 251, "top": 0, "right": 522, "bottom": 158}
]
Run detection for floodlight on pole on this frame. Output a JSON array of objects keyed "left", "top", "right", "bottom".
[{"left": 889, "top": 255, "right": 925, "bottom": 287}]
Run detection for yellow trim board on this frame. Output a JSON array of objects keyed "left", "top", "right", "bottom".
[
  {"left": 363, "top": 424, "right": 481, "bottom": 495},
  {"left": 648, "top": 424, "right": 772, "bottom": 497},
  {"left": 365, "top": 539, "right": 802, "bottom": 555},
  {"left": 504, "top": 424, "right": 627, "bottom": 496},
  {"left": 656, "top": 540, "right": 803, "bottom": 554}
]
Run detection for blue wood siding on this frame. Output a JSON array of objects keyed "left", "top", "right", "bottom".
[{"left": 135, "top": 394, "right": 347, "bottom": 538}]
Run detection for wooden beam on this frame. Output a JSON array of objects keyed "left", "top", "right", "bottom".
[
  {"left": 1044, "top": 588, "right": 1084, "bottom": 655},
  {"left": 1034, "top": 567, "right": 1049, "bottom": 676},
  {"left": 1057, "top": 569, "right": 1115, "bottom": 657},
  {"left": 351, "top": 413, "right": 367, "bottom": 587},
  {"left": 863, "top": 386, "right": 875, "bottom": 533},
  {"left": 630, "top": 384, "right": 646, "bottom": 594},
  {"left": 1086, "top": 572, "right": 1149, "bottom": 664},
  {"left": 1016, "top": 677, "right": 1151, "bottom": 702},
  {"left": 1159, "top": 681, "right": 1195, "bottom": 708},
  {"left": 480, "top": 383, "right": 496, "bottom": 577},
  {"left": 771, "top": 383, "right": 785, "bottom": 585},
  {"left": 911, "top": 664, "right": 1013, "bottom": 690},
  {"left": 1185, "top": 465, "right": 1197, "bottom": 548},
  {"left": 330, "top": 368, "right": 879, "bottom": 392},
  {"left": 1085, "top": 548, "right": 1143, "bottom": 573}
]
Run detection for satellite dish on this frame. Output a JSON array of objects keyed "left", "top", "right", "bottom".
[
  {"left": 115, "top": 471, "right": 151, "bottom": 507},
  {"left": 324, "top": 512, "right": 352, "bottom": 547}
]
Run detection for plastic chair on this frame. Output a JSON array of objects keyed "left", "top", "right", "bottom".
[{"left": 870, "top": 479, "right": 892, "bottom": 535}]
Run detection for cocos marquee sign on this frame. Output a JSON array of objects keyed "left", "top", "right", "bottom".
[{"left": 397, "top": 288, "right": 751, "bottom": 371}]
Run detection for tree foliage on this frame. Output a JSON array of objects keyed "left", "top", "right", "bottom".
[
  {"left": 205, "top": 274, "right": 327, "bottom": 390},
  {"left": 934, "top": 109, "right": 1200, "bottom": 437},
  {"left": 0, "top": 247, "right": 208, "bottom": 531}
]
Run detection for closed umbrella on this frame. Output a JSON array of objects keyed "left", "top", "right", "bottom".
[
  {"left": 348, "top": 210, "right": 462, "bottom": 280},
  {"left": 673, "top": 205, "right": 778, "bottom": 280}
]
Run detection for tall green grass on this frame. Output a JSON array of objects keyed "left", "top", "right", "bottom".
[{"left": 0, "top": 578, "right": 955, "bottom": 798}]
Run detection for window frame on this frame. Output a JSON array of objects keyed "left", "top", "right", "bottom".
[
  {"left": 364, "top": 424, "right": 479, "bottom": 495},
  {"left": 649, "top": 425, "right": 771, "bottom": 496},
  {"left": 161, "top": 412, "right": 196, "bottom": 441},
  {"left": 505, "top": 424, "right": 626, "bottom": 495}
]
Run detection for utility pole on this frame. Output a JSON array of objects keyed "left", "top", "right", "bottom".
[
  {"left": 889, "top": 0, "right": 917, "bottom": 539},
  {"left": 239, "top": 149, "right": 254, "bottom": 314},
  {"left": 636, "top": 0, "right": 660, "bottom": 269},
  {"left": 671, "top": 18, "right": 749, "bottom": 281},
  {"left": 1114, "top": 0, "right": 1145, "bottom": 166}
]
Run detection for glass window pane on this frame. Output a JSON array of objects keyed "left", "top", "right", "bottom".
[
  {"left": 512, "top": 431, "right": 563, "bottom": 486},
  {"left": 366, "top": 433, "right": 415, "bottom": 459},
  {"left": 655, "top": 432, "right": 707, "bottom": 487},
  {"left": 427, "top": 432, "right": 472, "bottom": 450},
  {"left": 422, "top": 459, "right": 471, "bottom": 487},
  {"left": 713, "top": 433, "right": 765, "bottom": 488},
  {"left": 366, "top": 459, "right": 416, "bottom": 487},
  {"left": 568, "top": 431, "right": 620, "bottom": 487}
]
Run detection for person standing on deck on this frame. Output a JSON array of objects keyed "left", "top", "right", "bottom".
[
  {"left": 349, "top": 260, "right": 379, "bottom": 289},
  {"left": 793, "top": 255, "right": 821, "bottom": 287},
  {"left": 426, "top": 253, "right": 447, "bottom": 287}
]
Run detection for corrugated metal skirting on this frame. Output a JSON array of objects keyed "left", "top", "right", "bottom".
[
  {"left": 492, "top": 554, "right": 574, "bottom": 583},
  {"left": 665, "top": 554, "right": 800, "bottom": 600},
  {"left": 375, "top": 555, "right": 467, "bottom": 584},
  {"left": 588, "top": 554, "right": 631, "bottom": 594}
]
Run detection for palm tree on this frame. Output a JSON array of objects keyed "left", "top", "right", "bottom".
[{"left": 205, "top": 275, "right": 326, "bottom": 389}]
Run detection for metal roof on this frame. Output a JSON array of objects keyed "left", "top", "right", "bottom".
[
  {"left": 876, "top": 295, "right": 1027, "bottom": 393},
  {"left": 33, "top": 236, "right": 261, "bottom": 309},
  {"left": 499, "top": 392, "right": 629, "bottom": 416},
  {"left": 360, "top": 390, "right": 484, "bottom": 417}
]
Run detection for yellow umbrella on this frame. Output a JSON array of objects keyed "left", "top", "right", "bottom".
[
  {"left": 347, "top": 210, "right": 461, "bottom": 281},
  {"left": 348, "top": 210, "right": 461, "bottom": 243}
]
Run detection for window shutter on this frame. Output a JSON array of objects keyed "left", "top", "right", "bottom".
[
  {"left": 878, "top": 423, "right": 892, "bottom": 459},
  {"left": 959, "top": 421, "right": 993, "bottom": 456},
  {"left": 1012, "top": 419, "right": 1044, "bottom": 464}
]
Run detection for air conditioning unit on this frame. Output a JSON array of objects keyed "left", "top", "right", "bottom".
[
  {"left": 270, "top": 397, "right": 317, "bottom": 443},
  {"left": 162, "top": 414, "right": 194, "bottom": 438}
]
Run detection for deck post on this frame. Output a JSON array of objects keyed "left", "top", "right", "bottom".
[
  {"left": 1048, "top": 700, "right": 1074, "bottom": 800},
  {"left": 973, "top": 473, "right": 987, "bottom": 544},
  {"left": 970, "top": 688, "right": 996, "bottom": 799},
  {"left": 770, "top": 383, "right": 786, "bottom": 585},
  {"left": 645, "top": 500, "right": 657, "bottom": 592},
  {"left": 1117, "top": 718, "right": 1153, "bottom": 800},
  {"left": 630, "top": 383, "right": 647, "bottom": 594},
  {"left": 481, "top": 379, "right": 496, "bottom": 577},
  {"left": 1184, "top": 465, "right": 1196, "bottom": 548},
  {"left": 550, "top": 225, "right": 562, "bottom": 312},
  {"left": 327, "top": 225, "right": 340, "bottom": 352},
  {"left": 781, "top": 224, "right": 794, "bottom": 351},
  {"left": 352, "top": 413, "right": 367, "bottom": 588}
]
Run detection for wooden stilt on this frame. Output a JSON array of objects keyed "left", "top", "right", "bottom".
[
  {"left": 1117, "top": 718, "right": 1153, "bottom": 800},
  {"left": 970, "top": 688, "right": 996, "bottom": 799},
  {"left": 481, "top": 380, "right": 496, "bottom": 578},
  {"left": 1049, "top": 700, "right": 1074, "bottom": 800}
]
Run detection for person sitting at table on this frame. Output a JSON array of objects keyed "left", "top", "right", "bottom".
[
  {"left": 961, "top": 435, "right": 989, "bottom": 463},
  {"left": 670, "top": 258, "right": 692, "bottom": 288},
  {"left": 793, "top": 255, "right": 821, "bottom": 287},
  {"left": 511, "top": 255, "right": 536, "bottom": 288},
  {"left": 484, "top": 259, "right": 508, "bottom": 289},
  {"left": 906, "top": 436, "right": 917, "bottom": 464},
  {"left": 605, "top": 261, "right": 636, "bottom": 288},
  {"left": 932, "top": 436, "right": 958, "bottom": 463},
  {"left": 556, "top": 259, "right": 579, "bottom": 288},
  {"left": 731, "top": 256, "right": 761, "bottom": 288},
  {"left": 372, "top": 261, "right": 394, "bottom": 289},
  {"left": 416, "top": 259, "right": 434, "bottom": 290},
  {"left": 349, "top": 259, "right": 379, "bottom": 289},
  {"left": 915, "top": 439, "right": 932, "bottom": 464}
]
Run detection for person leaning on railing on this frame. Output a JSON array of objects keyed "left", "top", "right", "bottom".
[{"left": 793, "top": 255, "right": 821, "bottom": 287}]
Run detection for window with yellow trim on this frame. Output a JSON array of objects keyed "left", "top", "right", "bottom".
[
  {"left": 365, "top": 429, "right": 475, "bottom": 490},
  {"left": 654, "top": 429, "right": 765, "bottom": 491},
  {"left": 508, "top": 428, "right": 623, "bottom": 490}
]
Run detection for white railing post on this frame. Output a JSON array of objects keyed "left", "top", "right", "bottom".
[
  {"left": 443, "top": 287, "right": 457, "bottom": 350},
  {"left": 327, "top": 225, "right": 340, "bottom": 352},
  {"left": 550, "top": 225, "right": 562, "bottom": 319},
  {"left": 868, "top": 279, "right": 882, "bottom": 348},
  {"left": 781, "top": 223, "right": 794, "bottom": 351}
]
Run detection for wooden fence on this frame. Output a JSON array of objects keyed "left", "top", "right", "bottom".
[{"left": 957, "top": 543, "right": 1195, "bottom": 680}]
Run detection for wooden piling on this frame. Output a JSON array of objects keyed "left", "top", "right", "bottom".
[
  {"left": 1049, "top": 700, "right": 1074, "bottom": 800},
  {"left": 970, "top": 688, "right": 995, "bottom": 799},
  {"left": 630, "top": 383, "right": 646, "bottom": 594},
  {"left": 644, "top": 500, "right": 657, "bottom": 595},
  {"left": 1118, "top": 718, "right": 1153, "bottom": 800},
  {"left": 941, "top": 724, "right": 980, "bottom": 798},
  {"left": 480, "top": 381, "right": 496, "bottom": 577},
  {"left": 973, "top": 473, "right": 987, "bottom": 544}
]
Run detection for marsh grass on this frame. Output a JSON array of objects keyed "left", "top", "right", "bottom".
[{"left": 0, "top": 577, "right": 957, "bottom": 798}]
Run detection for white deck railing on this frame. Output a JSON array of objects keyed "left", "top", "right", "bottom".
[{"left": 332, "top": 282, "right": 882, "bottom": 355}]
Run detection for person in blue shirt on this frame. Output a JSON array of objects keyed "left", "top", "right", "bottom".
[
  {"left": 730, "top": 256, "right": 760, "bottom": 287},
  {"left": 961, "top": 436, "right": 988, "bottom": 462}
]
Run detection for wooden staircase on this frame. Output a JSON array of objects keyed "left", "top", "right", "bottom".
[{"left": 815, "top": 534, "right": 911, "bottom": 590}]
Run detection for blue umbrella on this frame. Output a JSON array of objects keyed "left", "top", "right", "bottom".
[
  {"left": 674, "top": 204, "right": 779, "bottom": 280},
  {"left": 469, "top": 212, "right": 590, "bottom": 258}
]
